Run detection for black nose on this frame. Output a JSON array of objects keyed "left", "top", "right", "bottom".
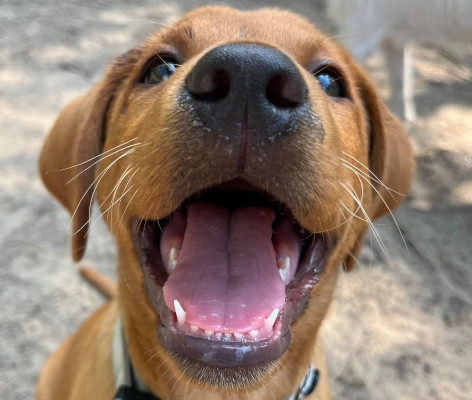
[
  {"left": 184, "top": 43, "right": 309, "bottom": 146},
  {"left": 186, "top": 43, "right": 306, "bottom": 108}
]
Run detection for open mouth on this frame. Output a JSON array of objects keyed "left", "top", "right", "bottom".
[{"left": 130, "top": 179, "right": 334, "bottom": 368}]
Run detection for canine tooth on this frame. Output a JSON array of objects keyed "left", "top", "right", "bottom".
[
  {"left": 205, "top": 330, "right": 214, "bottom": 336},
  {"left": 249, "top": 330, "right": 259, "bottom": 339},
  {"left": 233, "top": 333, "right": 243, "bottom": 340},
  {"left": 190, "top": 325, "right": 199, "bottom": 332},
  {"left": 174, "top": 299, "right": 186, "bottom": 326},
  {"left": 168, "top": 248, "right": 180, "bottom": 272},
  {"left": 278, "top": 257, "right": 290, "bottom": 284},
  {"left": 264, "top": 308, "right": 279, "bottom": 331}
]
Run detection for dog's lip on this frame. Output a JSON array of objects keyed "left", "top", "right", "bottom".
[{"left": 157, "top": 316, "right": 291, "bottom": 368}]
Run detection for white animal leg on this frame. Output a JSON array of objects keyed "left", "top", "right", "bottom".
[
  {"left": 382, "top": 37, "right": 414, "bottom": 121},
  {"left": 403, "top": 44, "right": 416, "bottom": 121}
]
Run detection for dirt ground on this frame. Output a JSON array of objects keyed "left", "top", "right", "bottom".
[{"left": 1, "top": 1, "right": 471, "bottom": 399}]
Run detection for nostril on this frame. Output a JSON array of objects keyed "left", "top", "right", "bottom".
[
  {"left": 187, "top": 69, "right": 231, "bottom": 102},
  {"left": 266, "top": 74, "right": 305, "bottom": 108}
]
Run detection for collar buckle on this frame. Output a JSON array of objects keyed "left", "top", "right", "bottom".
[{"left": 287, "top": 364, "right": 320, "bottom": 400}]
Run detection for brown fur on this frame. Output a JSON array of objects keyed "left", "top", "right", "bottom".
[{"left": 37, "top": 6, "right": 414, "bottom": 400}]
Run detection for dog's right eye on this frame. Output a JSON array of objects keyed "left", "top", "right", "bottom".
[{"left": 142, "top": 58, "right": 178, "bottom": 84}]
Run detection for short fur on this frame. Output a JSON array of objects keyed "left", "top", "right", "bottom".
[{"left": 37, "top": 6, "right": 414, "bottom": 400}]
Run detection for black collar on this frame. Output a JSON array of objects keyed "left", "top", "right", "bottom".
[
  {"left": 114, "top": 386, "right": 159, "bottom": 400},
  {"left": 113, "top": 318, "right": 319, "bottom": 400}
]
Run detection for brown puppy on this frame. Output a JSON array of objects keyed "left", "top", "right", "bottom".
[{"left": 37, "top": 6, "right": 414, "bottom": 400}]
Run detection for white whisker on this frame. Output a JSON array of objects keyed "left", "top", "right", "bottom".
[
  {"left": 69, "top": 148, "right": 136, "bottom": 232},
  {"left": 340, "top": 201, "right": 367, "bottom": 223},
  {"left": 110, "top": 168, "right": 139, "bottom": 232},
  {"left": 103, "top": 166, "right": 134, "bottom": 229},
  {"left": 341, "top": 151, "right": 404, "bottom": 196},
  {"left": 341, "top": 158, "right": 409, "bottom": 253},
  {"left": 354, "top": 168, "right": 409, "bottom": 254},
  {"left": 99, "top": 165, "right": 131, "bottom": 212},
  {"left": 340, "top": 158, "right": 388, "bottom": 192},
  {"left": 116, "top": 187, "right": 139, "bottom": 234},
  {"left": 340, "top": 181, "right": 389, "bottom": 258},
  {"left": 65, "top": 142, "right": 142, "bottom": 184},
  {"left": 59, "top": 138, "right": 138, "bottom": 171},
  {"left": 326, "top": 166, "right": 366, "bottom": 230},
  {"left": 80, "top": 185, "right": 134, "bottom": 236}
]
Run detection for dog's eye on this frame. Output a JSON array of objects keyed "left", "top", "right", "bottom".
[
  {"left": 314, "top": 68, "right": 345, "bottom": 98},
  {"left": 142, "top": 58, "right": 178, "bottom": 84}
]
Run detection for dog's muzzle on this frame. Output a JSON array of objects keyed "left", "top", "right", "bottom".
[{"left": 130, "top": 44, "right": 333, "bottom": 369}]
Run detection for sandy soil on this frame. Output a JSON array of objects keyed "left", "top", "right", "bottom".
[{"left": 1, "top": 1, "right": 471, "bottom": 399}]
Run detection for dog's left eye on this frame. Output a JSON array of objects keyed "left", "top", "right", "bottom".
[
  {"left": 142, "top": 59, "right": 178, "bottom": 84},
  {"left": 314, "top": 68, "right": 345, "bottom": 98}
]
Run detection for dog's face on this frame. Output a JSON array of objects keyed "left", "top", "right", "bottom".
[{"left": 40, "top": 6, "right": 413, "bottom": 397}]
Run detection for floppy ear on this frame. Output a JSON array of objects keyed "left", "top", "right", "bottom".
[
  {"left": 343, "top": 65, "right": 415, "bottom": 271},
  {"left": 39, "top": 49, "right": 140, "bottom": 262}
]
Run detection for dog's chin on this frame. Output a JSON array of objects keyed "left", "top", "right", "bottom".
[
  {"left": 130, "top": 179, "right": 335, "bottom": 375},
  {"left": 167, "top": 354, "right": 279, "bottom": 390}
]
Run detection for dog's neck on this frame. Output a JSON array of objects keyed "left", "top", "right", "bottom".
[{"left": 113, "top": 317, "right": 319, "bottom": 400}]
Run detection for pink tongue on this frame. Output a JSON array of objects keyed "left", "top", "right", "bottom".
[{"left": 162, "top": 203, "right": 285, "bottom": 333}]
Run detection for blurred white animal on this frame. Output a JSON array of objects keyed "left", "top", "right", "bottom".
[{"left": 328, "top": 0, "right": 472, "bottom": 121}]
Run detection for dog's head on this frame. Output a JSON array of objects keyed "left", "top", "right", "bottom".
[{"left": 39, "top": 6, "right": 414, "bottom": 397}]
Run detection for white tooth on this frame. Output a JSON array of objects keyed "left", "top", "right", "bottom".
[
  {"left": 190, "top": 325, "right": 199, "bottom": 332},
  {"left": 264, "top": 308, "right": 279, "bottom": 331},
  {"left": 174, "top": 299, "right": 186, "bottom": 326},
  {"left": 168, "top": 248, "right": 180, "bottom": 272},
  {"left": 233, "top": 333, "right": 243, "bottom": 340},
  {"left": 249, "top": 330, "right": 259, "bottom": 339},
  {"left": 205, "top": 330, "right": 214, "bottom": 336},
  {"left": 224, "top": 333, "right": 232, "bottom": 339},
  {"left": 215, "top": 332, "right": 222, "bottom": 339},
  {"left": 278, "top": 257, "right": 290, "bottom": 284}
]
